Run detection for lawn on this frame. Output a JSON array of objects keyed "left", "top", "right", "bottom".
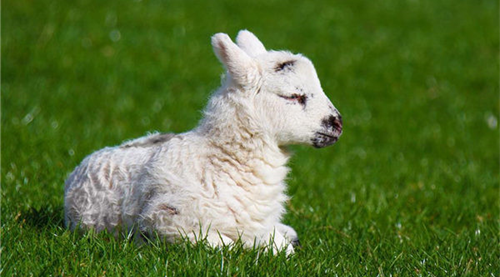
[{"left": 2, "top": 0, "right": 499, "bottom": 275}]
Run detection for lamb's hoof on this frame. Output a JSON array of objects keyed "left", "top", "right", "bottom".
[{"left": 291, "top": 238, "right": 302, "bottom": 249}]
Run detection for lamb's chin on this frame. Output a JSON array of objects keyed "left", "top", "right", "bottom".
[{"left": 311, "top": 132, "right": 339, "bottom": 148}]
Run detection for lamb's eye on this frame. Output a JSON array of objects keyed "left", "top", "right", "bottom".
[{"left": 278, "top": 94, "right": 307, "bottom": 105}]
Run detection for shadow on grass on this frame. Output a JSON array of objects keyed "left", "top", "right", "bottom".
[{"left": 18, "top": 205, "right": 65, "bottom": 229}]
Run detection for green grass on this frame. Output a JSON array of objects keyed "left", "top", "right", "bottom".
[{"left": 2, "top": 0, "right": 499, "bottom": 275}]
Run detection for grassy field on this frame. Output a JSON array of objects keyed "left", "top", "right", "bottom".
[{"left": 2, "top": 0, "right": 499, "bottom": 275}]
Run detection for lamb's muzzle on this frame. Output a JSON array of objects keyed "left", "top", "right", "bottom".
[{"left": 312, "top": 113, "right": 343, "bottom": 148}]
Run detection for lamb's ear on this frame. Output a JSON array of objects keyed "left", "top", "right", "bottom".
[
  {"left": 212, "top": 33, "right": 258, "bottom": 85},
  {"left": 236, "top": 30, "right": 266, "bottom": 57}
]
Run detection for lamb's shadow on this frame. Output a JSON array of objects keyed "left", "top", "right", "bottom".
[{"left": 18, "top": 205, "right": 65, "bottom": 229}]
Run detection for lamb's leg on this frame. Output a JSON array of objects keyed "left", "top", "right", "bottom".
[
  {"left": 174, "top": 230, "right": 233, "bottom": 248},
  {"left": 204, "top": 232, "right": 234, "bottom": 247},
  {"left": 139, "top": 199, "right": 237, "bottom": 248},
  {"left": 258, "top": 229, "right": 294, "bottom": 256},
  {"left": 276, "top": 223, "right": 300, "bottom": 248}
]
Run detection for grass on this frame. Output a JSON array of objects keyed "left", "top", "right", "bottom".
[{"left": 2, "top": 0, "right": 499, "bottom": 275}]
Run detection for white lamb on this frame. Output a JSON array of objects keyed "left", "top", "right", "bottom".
[{"left": 64, "top": 30, "right": 343, "bottom": 255}]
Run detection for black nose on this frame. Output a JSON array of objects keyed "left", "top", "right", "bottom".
[{"left": 322, "top": 114, "right": 342, "bottom": 133}]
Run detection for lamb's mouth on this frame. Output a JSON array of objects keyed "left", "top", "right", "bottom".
[{"left": 312, "top": 131, "right": 340, "bottom": 148}]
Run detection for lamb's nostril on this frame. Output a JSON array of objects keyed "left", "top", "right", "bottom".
[
  {"left": 322, "top": 115, "right": 342, "bottom": 132},
  {"left": 332, "top": 117, "right": 342, "bottom": 132},
  {"left": 335, "top": 115, "right": 343, "bottom": 129}
]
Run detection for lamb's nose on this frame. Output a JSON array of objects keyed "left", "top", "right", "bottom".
[{"left": 323, "top": 114, "right": 342, "bottom": 133}]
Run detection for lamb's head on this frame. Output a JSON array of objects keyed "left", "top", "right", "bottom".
[{"left": 211, "top": 30, "right": 342, "bottom": 148}]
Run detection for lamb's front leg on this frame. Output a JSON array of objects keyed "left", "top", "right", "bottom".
[
  {"left": 185, "top": 231, "right": 234, "bottom": 248},
  {"left": 257, "top": 228, "right": 295, "bottom": 256},
  {"left": 138, "top": 201, "right": 235, "bottom": 248},
  {"left": 276, "top": 223, "right": 300, "bottom": 248}
]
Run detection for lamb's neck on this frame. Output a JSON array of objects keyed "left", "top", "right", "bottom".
[
  {"left": 196, "top": 92, "right": 290, "bottom": 172},
  {"left": 200, "top": 122, "right": 289, "bottom": 168}
]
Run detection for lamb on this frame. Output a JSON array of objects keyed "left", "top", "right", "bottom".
[{"left": 64, "top": 30, "right": 343, "bottom": 255}]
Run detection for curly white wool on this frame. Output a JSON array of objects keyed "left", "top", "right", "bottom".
[{"left": 64, "top": 30, "right": 342, "bottom": 255}]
